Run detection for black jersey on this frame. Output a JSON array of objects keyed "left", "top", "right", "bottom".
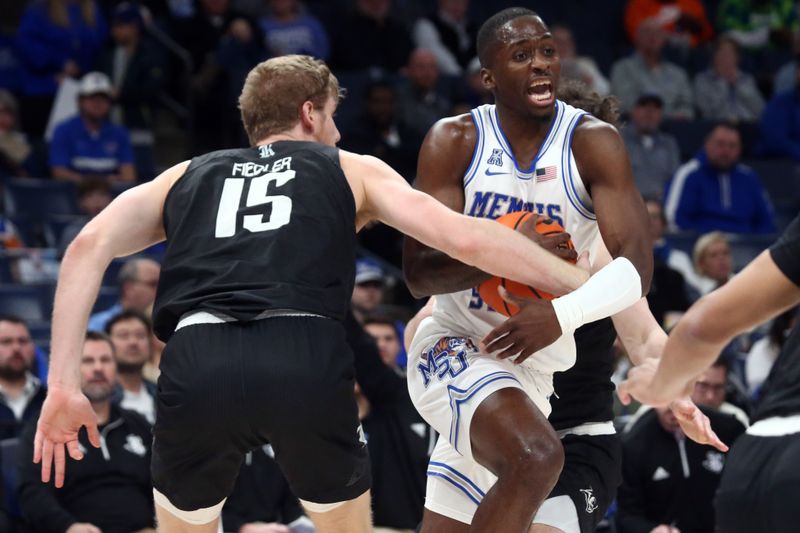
[
  {"left": 549, "top": 317, "right": 617, "bottom": 430},
  {"left": 152, "top": 141, "right": 356, "bottom": 341},
  {"left": 751, "top": 214, "right": 800, "bottom": 422}
]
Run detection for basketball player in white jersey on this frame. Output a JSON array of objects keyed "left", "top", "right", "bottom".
[{"left": 403, "top": 8, "right": 653, "bottom": 533}]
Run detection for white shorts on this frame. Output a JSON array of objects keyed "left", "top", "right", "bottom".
[{"left": 407, "top": 317, "right": 578, "bottom": 529}]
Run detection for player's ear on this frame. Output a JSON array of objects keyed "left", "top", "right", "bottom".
[
  {"left": 299, "top": 100, "right": 315, "bottom": 130},
  {"left": 481, "top": 68, "right": 495, "bottom": 91}
]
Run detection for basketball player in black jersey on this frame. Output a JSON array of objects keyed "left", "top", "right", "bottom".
[
  {"left": 32, "top": 54, "right": 619, "bottom": 533},
  {"left": 403, "top": 8, "right": 652, "bottom": 533},
  {"left": 620, "top": 214, "right": 800, "bottom": 533}
]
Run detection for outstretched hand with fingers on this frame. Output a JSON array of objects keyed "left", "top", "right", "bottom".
[
  {"left": 669, "top": 398, "right": 729, "bottom": 452},
  {"left": 481, "top": 286, "right": 563, "bottom": 365},
  {"left": 34, "top": 387, "right": 100, "bottom": 488}
]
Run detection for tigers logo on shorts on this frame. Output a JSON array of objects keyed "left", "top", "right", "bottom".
[
  {"left": 580, "top": 488, "right": 598, "bottom": 514},
  {"left": 416, "top": 337, "right": 476, "bottom": 388}
]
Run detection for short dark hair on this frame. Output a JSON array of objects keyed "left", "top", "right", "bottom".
[
  {"left": 0, "top": 314, "right": 27, "bottom": 327},
  {"left": 105, "top": 309, "right": 152, "bottom": 336},
  {"left": 477, "top": 7, "right": 538, "bottom": 67},
  {"left": 708, "top": 120, "right": 740, "bottom": 139},
  {"left": 710, "top": 356, "right": 731, "bottom": 374},
  {"left": 363, "top": 315, "right": 398, "bottom": 332},
  {"left": 86, "top": 330, "right": 113, "bottom": 345}
]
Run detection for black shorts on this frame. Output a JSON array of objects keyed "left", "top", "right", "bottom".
[
  {"left": 715, "top": 431, "right": 800, "bottom": 533},
  {"left": 548, "top": 433, "right": 622, "bottom": 533},
  {"left": 151, "top": 315, "right": 371, "bottom": 511}
]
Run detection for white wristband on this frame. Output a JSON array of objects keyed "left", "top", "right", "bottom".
[{"left": 551, "top": 257, "right": 642, "bottom": 334}]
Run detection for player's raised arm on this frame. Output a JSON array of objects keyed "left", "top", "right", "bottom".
[
  {"left": 342, "top": 149, "right": 588, "bottom": 296},
  {"left": 35, "top": 161, "right": 188, "bottom": 488},
  {"left": 619, "top": 216, "right": 800, "bottom": 407}
]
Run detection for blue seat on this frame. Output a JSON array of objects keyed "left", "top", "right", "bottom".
[
  {"left": 728, "top": 234, "right": 776, "bottom": 270},
  {"left": 3, "top": 178, "right": 79, "bottom": 218},
  {"left": 26, "top": 320, "right": 51, "bottom": 340},
  {"left": 0, "top": 253, "right": 12, "bottom": 283},
  {"left": 0, "top": 286, "right": 46, "bottom": 321}
]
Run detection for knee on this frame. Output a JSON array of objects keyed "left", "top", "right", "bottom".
[{"left": 501, "top": 431, "right": 564, "bottom": 487}]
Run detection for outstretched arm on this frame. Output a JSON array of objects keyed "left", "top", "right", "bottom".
[
  {"left": 620, "top": 215, "right": 800, "bottom": 408},
  {"left": 36, "top": 161, "right": 188, "bottom": 487}
]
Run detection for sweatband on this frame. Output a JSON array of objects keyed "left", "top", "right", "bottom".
[{"left": 551, "top": 257, "right": 641, "bottom": 334}]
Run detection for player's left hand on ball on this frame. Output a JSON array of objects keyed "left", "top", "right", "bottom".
[
  {"left": 516, "top": 213, "right": 578, "bottom": 262},
  {"left": 670, "top": 398, "right": 729, "bottom": 452},
  {"left": 480, "top": 287, "right": 562, "bottom": 365}
]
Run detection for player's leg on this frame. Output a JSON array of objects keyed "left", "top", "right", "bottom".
[
  {"left": 250, "top": 316, "right": 373, "bottom": 533},
  {"left": 469, "top": 387, "right": 564, "bottom": 533},
  {"left": 154, "top": 497, "right": 223, "bottom": 533},
  {"left": 302, "top": 491, "right": 372, "bottom": 533},
  {"left": 531, "top": 433, "right": 622, "bottom": 533},
  {"left": 418, "top": 508, "right": 469, "bottom": 533}
]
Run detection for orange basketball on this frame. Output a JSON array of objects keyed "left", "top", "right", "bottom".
[{"left": 477, "top": 212, "right": 575, "bottom": 317}]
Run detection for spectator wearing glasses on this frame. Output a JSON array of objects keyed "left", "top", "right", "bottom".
[{"left": 88, "top": 257, "right": 160, "bottom": 332}]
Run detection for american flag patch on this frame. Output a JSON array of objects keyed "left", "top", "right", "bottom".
[{"left": 536, "top": 166, "right": 557, "bottom": 182}]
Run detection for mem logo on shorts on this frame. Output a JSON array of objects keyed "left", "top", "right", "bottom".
[
  {"left": 580, "top": 488, "right": 598, "bottom": 514},
  {"left": 416, "top": 337, "right": 475, "bottom": 388}
]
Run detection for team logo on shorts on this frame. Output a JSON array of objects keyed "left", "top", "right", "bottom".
[
  {"left": 416, "top": 337, "right": 475, "bottom": 388},
  {"left": 580, "top": 488, "right": 598, "bottom": 514}
]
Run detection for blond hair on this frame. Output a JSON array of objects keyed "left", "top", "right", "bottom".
[
  {"left": 693, "top": 231, "right": 729, "bottom": 271},
  {"left": 238, "top": 55, "right": 343, "bottom": 146},
  {"left": 48, "top": 0, "right": 96, "bottom": 28}
]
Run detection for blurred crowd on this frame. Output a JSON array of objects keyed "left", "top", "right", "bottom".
[{"left": 1, "top": 0, "right": 800, "bottom": 532}]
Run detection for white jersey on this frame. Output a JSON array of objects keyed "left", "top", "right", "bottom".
[{"left": 432, "top": 100, "right": 601, "bottom": 374}]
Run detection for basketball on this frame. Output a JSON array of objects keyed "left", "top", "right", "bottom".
[{"left": 477, "top": 212, "right": 575, "bottom": 317}]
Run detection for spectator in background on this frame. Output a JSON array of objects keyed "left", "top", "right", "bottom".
[
  {"left": 0, "top": 217, "right": 24, "bottom": 249},
  {"left": 0, "top": 315, "right": 46, "bottom": 440},
  {"left": 692, "top": 357, "right": 750, "bottom": 426},
  {"left": 100, "top": 2, "right": 165, "bottom": 182},
  {"left": 644, "top": 199, "right": 692, "bottom": 327},
  {"left": 15, "top": 0, "right": 107, "bottom": 137},
  {"left": 664, "top": 122, "right": 776, "bottom": 234},
  {"left": 692, "top": 231, "right": 734, "bottom": 295},
  {"left": 18, "top": 331, "right": 155, "bottom": 533},
  {"left": 412, "top": 0, "right": 476, "bottom": 76},
  {"left": 620, "top": 93, "right": 681, "bottom": 198},
  {"left": 329, "top": 0, "right": 413, "bottom": 72},
  {"left": 747, "top": 306, "right": 798, "bottom": 395},
  {"left": 773, "top": 32, "right": 800, "bottom": 93},
  {"left": 88, "top": 257, "right": 160, "bottom": 332},
  {"left": 646, "top": 197, "right": 705, "bottom": 296},
  {"left": 58, "top": 181, "right": 113, "bottom": 256},
  {"left": 49, "top": 72, "right": 137, "bottom": 185},
  {"left": 0, "top": 90, "right": 34, "bottom": 178},
  {"left": 694, "top": 37, "right": 765, "bottom": 122},
  {"left": 455, "top": 56, "right": 492, "bottom": 110},
  {"left": 552, "top": 25, "right": 610, "bottom": 96},
  {"left": 222, "top": 445, "right": 314, "bottom": 533},
  {"left": 756, "top": 63, "right": 800, "bottom": 161},
  {"left": 106, "top": 310, "right": 157, "bottom": 425},
  {"left": 346, "top": 311, "right": 431, "bottom": 533},
  {"left": 617, "top": 402, "right": 745, "bottom": 533},
  {"left": 397, "top": 48, "right": 452, "bottom": 139},
  {"left": 350, "top": 258, "right": 386, "bottom": 325},
  {"left": 363, "top": 315, "right": 403, "bottom": 370},
  {"left": 611, "top": 18, "right": 694, "bottom": 118},
  {"left": 172, "top": 0, "right": 264, "bottom": 152},
  {"left": 625, "top": 0, "right": 714, "bottom": 48},
  {"left": 259, "top": 0, "right": 329, "bottom": 59},
  {"left": 717, "top": 0, "right": 797, "bottom": 51},
  {"left": 340, "top": 80, "right": 419, "bottom": 181}
]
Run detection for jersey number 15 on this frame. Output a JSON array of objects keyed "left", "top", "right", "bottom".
[{"left": 214, "top": 170, "right": 296, "bottom": 238}]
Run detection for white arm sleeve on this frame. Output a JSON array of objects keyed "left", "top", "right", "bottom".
[{"left": 551, "top": 257, "right": 642, "bottom": 334}]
